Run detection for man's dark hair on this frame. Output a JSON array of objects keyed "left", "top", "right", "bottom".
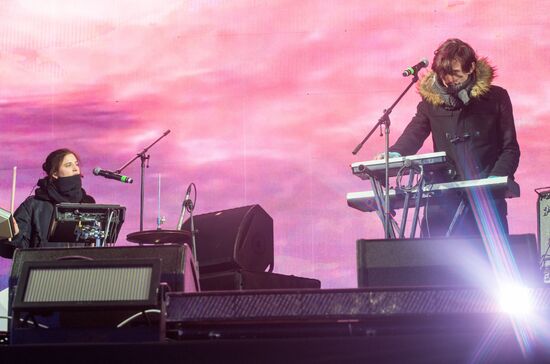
[
  {"left": 42, "top": 148, "right": 80, "bottom": 178},
  {"left": 432, "top": 38, "right": 477, "bottom": 80}
]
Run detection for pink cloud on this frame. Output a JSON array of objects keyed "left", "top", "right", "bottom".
[{"left": 2, "top": 1, "right": 550, "bottom": 288}]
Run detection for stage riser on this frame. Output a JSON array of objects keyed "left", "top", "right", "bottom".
[
  {"left": 165, "top": 287, "right": 550, "bottom": 342},
  {"left": 166, "top": 287, "right": 550, "bottom": 324},
  {"left": 169, "top": 318, "right": 494, "bottom": 340}
]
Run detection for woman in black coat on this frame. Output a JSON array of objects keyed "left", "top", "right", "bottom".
[{"left": 8, "top": 148, "right": 95, "bottom": 249}]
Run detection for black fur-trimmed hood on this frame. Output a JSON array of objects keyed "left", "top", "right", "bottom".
[{"left": 418, "top": 58, "right": 496, "bottom": 106}]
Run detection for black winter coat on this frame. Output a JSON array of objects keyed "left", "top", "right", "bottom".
[
  {"left": 389, "top": 85, "right": 520, "bottom": 180},
  {"left": 8, "top": 191, "right": 95, "bottom": 250}
]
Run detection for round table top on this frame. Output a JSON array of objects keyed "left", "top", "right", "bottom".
[{"left": 126, "top": 229, "right": 192, "bottom": 245}]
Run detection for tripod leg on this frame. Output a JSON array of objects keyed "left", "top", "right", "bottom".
[
  {"left": 446, "top": 199, "right": 468, "bottom": 237},
  {"left": 399, "top": 170, "right": 417, "bottom": 238},
  {"left": 410, "top": 179, "right": 425, "bottom": 239},
  {"left": 370, "top": 177, "right": 395, "bottom": 238}
]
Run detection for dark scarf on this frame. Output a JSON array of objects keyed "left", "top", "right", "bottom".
[
  {"left": 35, "top": 175, "right": 90, "bottom": 204},
  {"left": 434, "top": 74, "right": 476, "bottom": 110}
]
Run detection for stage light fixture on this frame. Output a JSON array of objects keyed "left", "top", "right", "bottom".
[{"left": 498, "top": 283, "right": 533, "bottom": 316}]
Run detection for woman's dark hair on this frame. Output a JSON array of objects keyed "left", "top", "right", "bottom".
[
  {"left": 432, "top": 38, "right": 477, "bottom": 80},
  {"left": 42, "top": 148, "right": 80, "bottom": 178}
]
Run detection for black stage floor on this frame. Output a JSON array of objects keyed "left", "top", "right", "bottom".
[
  {"left": 1, "top": 332, "right": 550, "bottom": 364},
  {"left": 2, "top": 286, "right": 550, "bottom": 364}
]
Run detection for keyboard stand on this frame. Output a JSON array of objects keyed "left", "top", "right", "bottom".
[
  {"left": 400, "top": 176, "right": 425, "bottom": 239},
  {"left": 368, "top": 176, "right": 397, "bottom": 239},
  {"left": 368, "top": 162, "right": 426, "bottom": 239},
  {"left": 445, "top": 199, "right": 469, "bottom": 237}
]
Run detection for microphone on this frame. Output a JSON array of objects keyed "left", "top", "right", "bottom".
[
  {"left": 92, "top": 167, "right": 133, "bottom": 184},
  {"left": 183, "top": 184, "right": 194, "bottom": 210},
  {"left": 402, "top": 58, "right": 429, "bottom": 77},
  {"left": 176, "top": 184, "right": 193, "bottom": 230}
]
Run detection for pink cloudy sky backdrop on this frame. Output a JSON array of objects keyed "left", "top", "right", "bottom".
[{"left": 1, "top": 1, "right": 549, "bottom": 288}]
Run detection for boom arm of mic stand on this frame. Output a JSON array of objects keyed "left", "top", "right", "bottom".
[
  {"left": 351, "top": 75, "right": 419, "bottom": 239},
  {"left": 352, "top": 75, "right": 418, "bottom": 156},
  {"left": 113, "top": 129, "right": 171, "bottom": 231},
  {"left": 352, "top": 116, "right": 386, "bottom": 156},
  {"left": 114, "top": 130, "right": 171, "bottom": 174}
]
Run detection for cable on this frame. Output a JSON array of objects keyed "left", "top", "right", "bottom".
[
  {"left": 185, "top": 182, "right": 197, "bottom": 213},
  {"left": 422, "top": 183, "right": 435, "bottom": 238},
  {"left": 56, "top": 255, "right": 94, "bottom": 261},
  {"left": 19, "top": 315, "right": 49, "bottom": 329},
  {"left": 395, "top": 161, "right": 425, "bottom": 237},
  {"left": 116, "top": 309, "right": 161, "bottom": 328},
  {"left": 539, "top": 238, "right": 550, "bottom": 270},
  {"left": 395, "top": 162, "right": 424, "bottom": 192},
  {"left": 2, "top": 314, "right": 50, "bottom": 329}
]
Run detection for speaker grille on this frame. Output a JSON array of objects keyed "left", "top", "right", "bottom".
[
  {"left": 24, "top": 266, "right": 152, "bottom": 303},
  {"left": 10, "top": 245, "right": 187, "bottom": 292}
]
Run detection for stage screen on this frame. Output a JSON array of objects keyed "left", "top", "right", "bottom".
[{"left": 1, "top": 0, "right": 549, "bottom": 289}]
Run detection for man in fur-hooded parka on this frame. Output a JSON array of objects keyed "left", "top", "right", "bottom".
[{"left": 389, "top": 38, "right": 520, "bottom": 237}]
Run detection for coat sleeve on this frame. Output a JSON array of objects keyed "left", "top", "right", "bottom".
[
  {"left": 489, "top": 89, "right": 520, "bottom": 177},
  {"left": 8, "top": 198, "right": 34, "bottom": 249},
  {"left": 389, "top": 101, "right": 432, "bottom": 156}
]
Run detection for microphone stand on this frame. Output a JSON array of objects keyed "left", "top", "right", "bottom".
[
  {"left": 115, "top": 129, "right": 171, "bottom": 231},
  {"left": 352, "top": 75, "right": 419, "bottom": 239}
]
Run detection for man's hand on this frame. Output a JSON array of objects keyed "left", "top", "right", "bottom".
[
  {"left": 374, "top": 152, "right": 401, "bottom": 160},
  {"left": 12, "top": 218, "right": 19, "bottom": 236}
]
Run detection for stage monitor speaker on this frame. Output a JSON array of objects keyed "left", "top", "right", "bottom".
[
  {"left": 182, "top": 204, "right": 274, "bottom": 274},
  {"left": 10, "top": 258, "right": 163, "bottom": 344},
  {"left": 357, "top": 234, "right": 541, "bottom": 288},
  {"left": 13, "top": 258, "right": 161, "bottom": 311},
  {"left": 9, "top": 244, "right": 199, "bottom": 315}
]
